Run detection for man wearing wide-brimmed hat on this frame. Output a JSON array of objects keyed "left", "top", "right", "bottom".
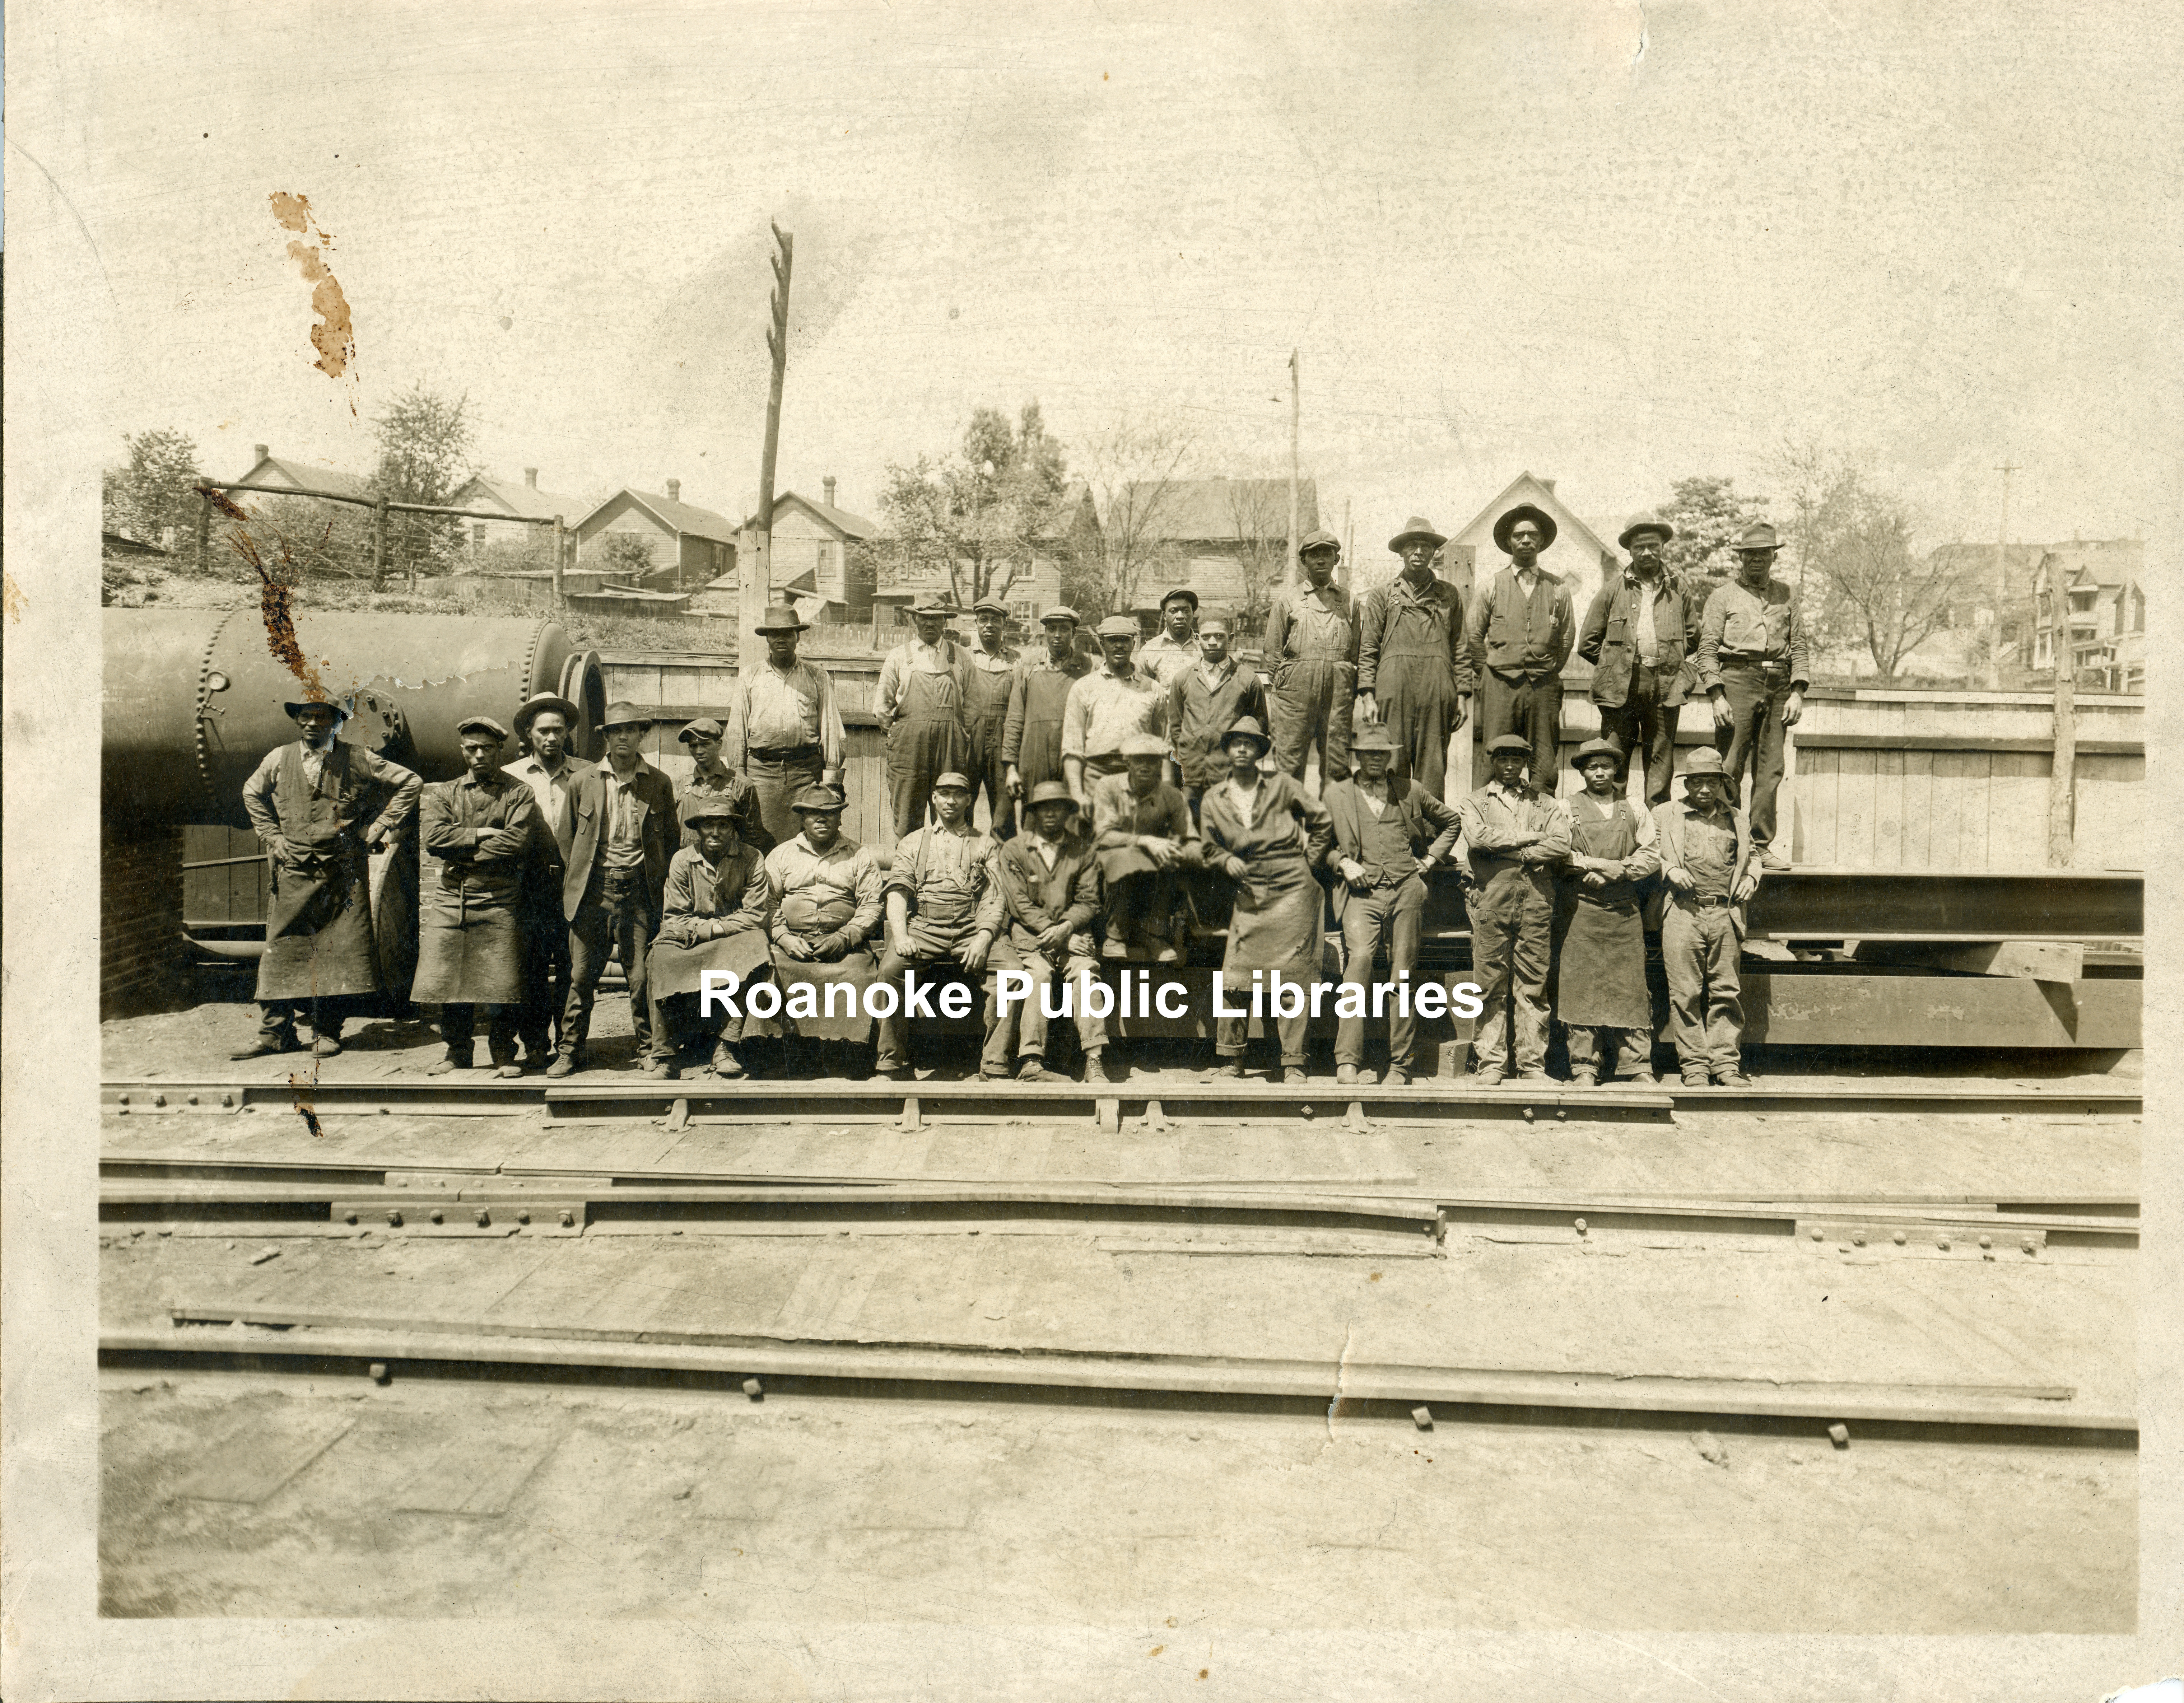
[
  {"left": 646, "top": 791, "right": 776, "bottom": 1081},
  {"left": 1578, "top": 513, "right": 1704, "bottom": 808},
  {"left": 1464, "top": 504, "right": 1576, "bottom": 789},
  {"left": 1137, "top": 585, "right": 1201, "bottom": 689},
  {"left": 414, "top": 714, "right": 540, "bottom": 1077},
  {"left": 1060, "top": 613, "right": 1170, "bottom": 804},
  {"left": 763, "top": 784, "right": 886, "bottom": 1064},
  {"left": 552, "top": 701, "right": 678, "bottom": 1077},
  {"left": 1457, "top": 732, "right": 1572, "bottom": 1085},
  {"left": 1555, "top": 737, "right": 1663, "bottom": 1087},
  {"left": 963, "top": 596, "right": 1021, "bottom": 840},
  {"left": 1322, "top": 721, "right": 1464, "bottom": 1086},
  {"left": 725, "top": 600, "right": 844, "bottom": 851},
  {"left": 1694, "top": 519, "right": 1809, "bottom": 870},
  {"left": 233, "top": 693, "right": 422, "bottom": 1061},
  {"left": 877, "top": 589, "right": 975, "bottom": 837},
  {"left": 873, "top": 770, "right": 1005, "bottom": 1079},
  {"left": 985, "top": 780, "right": 1112, "bottom": 1083},
  {"left": 1003, "top": 605, "right": 1092, "bottom": 808},
  {"left": 1358, "top": 515, "right": 1475, "bottom": 800},
  {"left": 1645, "top": 747, "right": 1760, "bottom": 1086},
  {"left": 507, "top": 690, "right": 593, "bottom": 1065},
  {"left": 1260, "top": 528, "right": 1358, "bottom": 788}
]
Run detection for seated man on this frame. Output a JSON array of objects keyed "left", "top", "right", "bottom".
[
  {"left": 764, "top": 784, "right": 885, "bottom": 1068},
  {"left": 1089, "top": 731, "right": 1201, "bottom": 961},
  {"left": 984, "top": 780, "right": 1111, "bottom": 1085},
  {"left": 873, "top": 771, "right": 1003, "bottom": 1079},
  {"left": 1323, "top": 722, "right": 1463, "bottom": 1087},
  {"left": 646, "top": 794, "right": 776, "bottom": 1081}
]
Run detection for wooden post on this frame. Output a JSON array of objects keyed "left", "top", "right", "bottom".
[
  {"left": 1286, "top": 349, "right": 1300, "bottom": 582},
  {"left": 2047, "top": 561, "right": 2076, "bottom": 867},
  {"left": 195, "top": 491, "right": 211, "bottom": 574},
  {"left": 1990, "top": 459, "right": 2017, "bottom": 689},
  {"left": 743, "top": 221, "right": 795, "bottom": 660},
  {"left": 551, "top": 515, "right": 565, "bottom": 611},
  {"left": 371, "top": 495, "right": 389, "bottom": 592}
]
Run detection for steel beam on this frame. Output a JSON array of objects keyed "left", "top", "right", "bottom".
[
  {"left": 1747, "top": 869, "right": 2141, "bottom": 942},
  {"left": 1736, "top": 972, "right": 2140, "bottom": 1050}
]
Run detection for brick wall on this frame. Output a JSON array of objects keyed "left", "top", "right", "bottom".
[{"left": 102, "top": 817, "right": 186, "bottom": 1014}]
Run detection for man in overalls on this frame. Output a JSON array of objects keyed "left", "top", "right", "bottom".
[
  {"left": 873, "top": 771, "right": 1003, "bottom": 1079},
  {"left": 963, "top": 595, "right": 1020, "bottom": 839},
  {"left": 1465, "top": 505, "right": 1576, "bottom": 790},
  {"left": 877, "top": 591, "right": 972, "bottom": 838},
  {"left": 1695, "top": 521, "right": 1810, "bottom": 870},
  {"left": 233, "top": 694, "right": 422, "bottom": 1060},
  {"left": 1648, "top": 748, "right": 1761, "bottom": 1085},
  {"left": 1260, "top": 528, "right": 1358, "bottom": 789},
  {"left": 1003, "top": 606, "right": 1090, "bottom": 809},
  {"left": 1554, "top": 737, "right": 1663, "bottom": 1087},
  {"left": 1456, "top": 733, "right": 1572, "bottom": 1086},
  {"left": 1356, "top": 515, "right": 1474, "bottom": 800}
]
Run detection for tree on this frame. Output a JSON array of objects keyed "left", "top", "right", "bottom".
[
  {"left": 1220, "top": 474, "right": 1292, "bottom": 633},
  {"left": 874, "top": 401, "right": 1068, "bottom": 610},
  {"left": 1066, "top": 415, "right": 1198, "bottom": 619},
  {"left": 1655, "top": 476, "right": 1770, "bottom": 594},
  {"left": 1801, "top": 470, "right": 1971, "bottom": 682},
  {"left": 373, "top": 382, "right": 477, "bottom": 583},
  {"left": 106, "top": 429, "right": 203, "bottom": 551},
  {"left": 600, "top": 532, "right": 660, "bottom": 580}
]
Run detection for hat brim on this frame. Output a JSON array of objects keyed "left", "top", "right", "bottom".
[
  {"left": 753, "top": 618, "right": 810, "bottom": 633},
  {"left": 1387, "top": 530, "right": 1447, "bottom": 552},
  {"left": 1222, "top": 731, "right": 1273, "bottom": 755},
  {"left": 514, "top": 695, "right": 582, "bottom": 735},
  {"left": 1493, "top": 508, "right": 1560, "bottom": 552},
  {"left": 597, "top": 715, "right": 653, "bottom": 733},
  {"left": 1618, "top": 524, "right": 1674, "bottom": 549},
  {"left": 284, "top": 699, "right": 349, "bottom": 722},
  {"left": 789, "top": 797, "right": 846, "bottom": 813},
  {"left": 1024, "top": 794, "right": 1080, "bottom": 814}
]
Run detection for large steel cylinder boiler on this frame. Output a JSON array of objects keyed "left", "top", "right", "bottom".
[{"left": 104, "top": 609, "right": 607, "bottom": 830}]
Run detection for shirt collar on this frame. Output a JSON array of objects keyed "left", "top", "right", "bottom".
[
  {"left": 1486, "top": 779, "right": 1535, "bottom": 802},
  {"left": 1101, "top": 662, "right": 1138, "bottom": 681}
]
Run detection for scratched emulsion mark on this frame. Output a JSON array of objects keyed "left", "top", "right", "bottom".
[
  {"left": 199, "top": 484, "right": 330, "bottom": 701},
  {"left": 269, "top": 192, "right": 356, "bottom": 400},
  {"left": 1, "top": 571, "right": 25, "bottom": 623}
]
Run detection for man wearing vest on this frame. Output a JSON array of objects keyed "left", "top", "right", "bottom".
[
  {"left": 1578, "top": 513, "right": 1703, "bottom": 808},
  {"left": 1695, "top": 521, "right": 1809, "bottom": 870},
  {"left": 1465, "top": 504, "right": 1576, "bottom": 791},
  {"left": 1456, "top": 732, "right": 1572, "bottom": 1085},
  {"left": 873, "top": 771, "right": 1003, "bottom": 1079},
  {"left": 506, "top": 691, "right": 592, "bottom": 1067},
  {"left": 233, "top": 695, "right": 422, "bottom": 1060},
  {"left": 1324, "top": 723, "right": 1464, "bottom": 1086},
  {"left": 877, "top": 592, "right": 974, "bottom": 838},
  {"left": 1260, "top": 529, "right": 1358, "bottom": 789},
  {"left": 551, "top": 702, "right": 678, "bottom": 1077},
  {"left": 1647, "top": 747, "right": 1760, "bottom": 1086},
  {"left": 1003, "top": 606, "right": 1091, "bottom": 808},
  {"left": 1060, "top": 615, "right": 1170, "bottom": 804},
  {"left": 1555, "top": 738, "right": 1664, "bottom": 1087},
  {"left": 963, "top": 596, "right": 1021, "bottom": 840},
  {"left": 1356, "top": 515, "right": 1475, "bottom": 800}
]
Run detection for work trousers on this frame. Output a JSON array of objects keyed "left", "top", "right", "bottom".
[
  {"left": 517, "top": 886, "right": 568, "bottom": 1058},
  {"left": 887, "top": 716, "right": 968, "bottom": 837},
  {"left": 871, "top": 942, "right": 979, "bottom": 1070},
  {"left": 1215, "top": 1009, "right": 1310, "bottom": 1068},
  {"left": 256, "top": 996, "right": 352, "bottom": 1041},
  {"left": 561, "top": 866, "right": 660, "bottom": 1063},
  {"left": 1105, "top": 869, "right": 1187, "bottom": 948},
  {"left": 745, "top": 749, "right": 823, "bottom": 852},
  {"left": 1565, "top": 1025, "right": 1653, "bottom": 1080},
  {"left": 967, "top": 715, "right": 1015, "bottom": 840},
  {"left": 1335, "top": 878, "right": 1427, "bottom": 1070},
  {"left": 1468, "top": 864, "right": 1555, "bottom": 1074},
  {"left": 1597, "top": 666, "right": 1682, "bottom": 808},
  {"left": 1271, "top": 659, "right": 1355, "bottom": 787},
  {"left": 1479, "top": 671, "right": 1563, "bottom": 790},
  {"left": 986, "top": 939, "right": 1106, "bottom": 1069},
  {"left": 1660, "top": 899, "right": 1743, "bottom": 1073},
  {"left": 1712, "top": 664, "right": 1790, "bottom": 849},
  {"left": 439, "top": 1003, "right": 518, "bottom": 1067},
  {"left": 653, "top": 970, "right": 768, "bottom": 1059}
]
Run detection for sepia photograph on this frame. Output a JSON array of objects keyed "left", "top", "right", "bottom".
[{"left": 5, "top": 1, "right": 2178, "bottom": 1697}]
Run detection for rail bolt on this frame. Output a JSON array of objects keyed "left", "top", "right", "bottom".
[
  {"left": 154, "top": 1094, "right": 167, "bottom": 1108},
  {"left": 187, "top": 1094, "right": 199, "bottom": 1105},
  {"left": 1574, "top": 1218, "right": 1588, "bottom": 1236},
  {"left": 559, "top": 1209, "right": 574, "bottom": 1228},
  {"left": 475, "top": 1209, "right": 490, "bottom": 1227},
  {"left": 1978, "top": 1234, "right": 1992, "bottom": 1250},
  {"left": 1893, "top": 1231, "right": 1906, "bottom": 1245},
  {"left": 1852, "top": 1232, "right": 1865, "bottom": 1247},
  {"left": 117, "top": 1094, "right": 130, "bottom": 1106},
  {"left": 2021, "top": 1236, "right": 2036, "bottom": 1255},
  {"left": 1810, "top": 1228, "right": 1822, "bottom": 1241},
  {"left": 343, "top": 1211, "right": 358, "bottom": 1226},
  {"left": 221, "top": 1093, "right": 234, "bottom": 1107},
  {"left": 430, "top": 1209, "right": 444, "bottom": 1225},
  {"left": 1938, "top": 1237, "right": 1950, "bottom": 1251},
  {"left": 1522, "top": 1106, "right": 1535, "bottom": 1122},
  {"left": 387, "top": 1210, "right": 402, "bottom": 1227},
  {"left": 517, "top": 1210, "right": 531, "bottom": 1225}
]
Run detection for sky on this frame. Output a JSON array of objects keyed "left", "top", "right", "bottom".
[{"left": 35, "top": 0, "right": 2183, "bottom": 556}]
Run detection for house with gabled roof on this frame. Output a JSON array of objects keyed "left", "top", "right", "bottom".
[
  {"left": 575, "top": 479, "right": 740, "bottom": 589},
  {"left": 1117, "top": 475, "right": 1318, "bottom": 628},
  {"left": 448, "top": 467, "right": 591, "bottom": 559},
  {"left": 1444, "top": 471, "right": 1619, "bottom": 609},
  {"left": 751, "top": 478, "right": 880, "bottom": 620},
  {"left": 2029, "top": 538, "right": 2145, "bottom": 691},
  {"left": 233, "top": 442, "right": 374, "bottom": 502}
]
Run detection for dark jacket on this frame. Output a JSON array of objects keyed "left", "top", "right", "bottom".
[
  {"left": 992, "top": 829, "right": 1103, "bottom": 950},
  {"left": 562, "top": 758, "right": 677, "bottom": 919},
  {"left": 1579, "top": 573, "right": 1703, "bottom": 709},
  {"left": 1321, "top": 776, "right": 1463, "bottom": 923}
]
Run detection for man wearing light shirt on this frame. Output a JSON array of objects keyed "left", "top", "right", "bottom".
[
  {"left": 725, "top": 601, "right": 845, "bottom": 850},
  {"left": 876, "top": 591, "right": 974, "bottom": 837},
  {"left": 1060, "top": 614, "right": 1170, "bottom": 806},
  {"left": 505, "top": 691, "right": 593, "bottom": 1067},
  {"left": 1136, "top": 587, "right": 1201, "bottom": 688}
]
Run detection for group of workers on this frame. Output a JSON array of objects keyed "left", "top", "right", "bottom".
[{"left": 232, "top": 502, "right": 1813, "bottom": 1090}]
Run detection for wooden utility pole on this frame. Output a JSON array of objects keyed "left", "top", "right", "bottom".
[
  {"left": 2046, "top": 554, "right": 2077, "bottom": 867},
  {"left": 742, "top": 221, "right": 795, "bottom": 652},
  {"left": 1286, "top": 349, "right": 1300, "bottom": 583},
  {"left": 195, "top": 491, "right": 211, "bottom": 573},
  {"left": 551, "top": 514, "right": 565, "bottom": 610},
  {"left": 1990, "top": 459, "right": 2017, "bottom": 689},
  {"left": 370, "top": 495, "right": 389, "bottom": 592}
]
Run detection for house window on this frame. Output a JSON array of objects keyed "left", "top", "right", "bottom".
[
  {"left": 2132, "top": 588, "right": 2146, "bottom": 633},
  {"left": 472, "top": 523, "right": 485, "bottom": 551}
]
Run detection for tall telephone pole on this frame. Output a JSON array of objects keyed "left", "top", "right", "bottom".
[
  {"left": 742, "top": 222, "right": 794, "bottom": 646},
  {"left": 1287, "top": 349, "right": 1300, "bottom": 583},
  {"left": 1989, "top": 459, "right": 2017, "bottom": 689}
]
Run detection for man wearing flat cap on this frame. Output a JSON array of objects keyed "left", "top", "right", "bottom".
[
  {"left": 1261, "top": 528, "right": 1358, "bottom": 790},
  {"left": 764, "top": 785, "right": 886, "bottom": 1067},
  {"left": 675, "top": 717, "right": 772, "bottom": 857},
  {"left": 1060, "top": 613, "right": 1170, "bottom": 806},
  {"left": 724, "top": 601, "right": 845, "bottom": 851},
  {"left": 507, "top": 691, "right": 593, "bottom": 1067},
  {"left": 1578, "top": 513, "right": 1705, "bottom": 808},
  {"left": 963, "top": 596, "right": 1021, "bottom": 840},
  {"left": 413, "top": 715, "right": 540, "bottom": 1077},
  {"left": 1003, "top": 605, "right": 1092, "bottom": 811},
  {"left": 552, "top": 701, "right": 678, "bottom": 1077},
  {"left": 1358, "top": 515, "right": 1475, "bottom": 801},
  {"left": 1695, "top": 521, "right": 1809, "bottom": 870},
  {"left": 877, "top": 591, "right": 975, "bottom": 838},
  {"left": 1457, "top": 732, "right": 1572, "bottom": 1086},
  {"left": 1166, "top": 609, "right": 1266, "bottom": 819},
  {"left": 874, "top": 771, "right": 1004, "bottom": 1079},
  {"left": 233, "top": 694, "right": 422, "bottom": 1061},
  {"left": 647, "top": 792, "right": 776, "bottom": 1081},
  {"left": 1464, "top": 504, "right": 1576, "bottom": 790},
  {"left": 1137, "top": 586, "right": 1201, "bottom": 689}
]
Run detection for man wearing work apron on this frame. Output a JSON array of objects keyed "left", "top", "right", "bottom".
[
  {"left": 877, "top": 591, "right": 973, "bottom": 839},
  {"left": 1260, "top": 528, "right": 1358, "bottom": 789},
  {"left": 963, "top": 596, "right": 1020, "bottom": 839},
  {"left": 233, "top": 694, "right": 422, "bottom": 1060},
  {"left": 1356, "top": 515, "right": 1475, "bottom": 799}
]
